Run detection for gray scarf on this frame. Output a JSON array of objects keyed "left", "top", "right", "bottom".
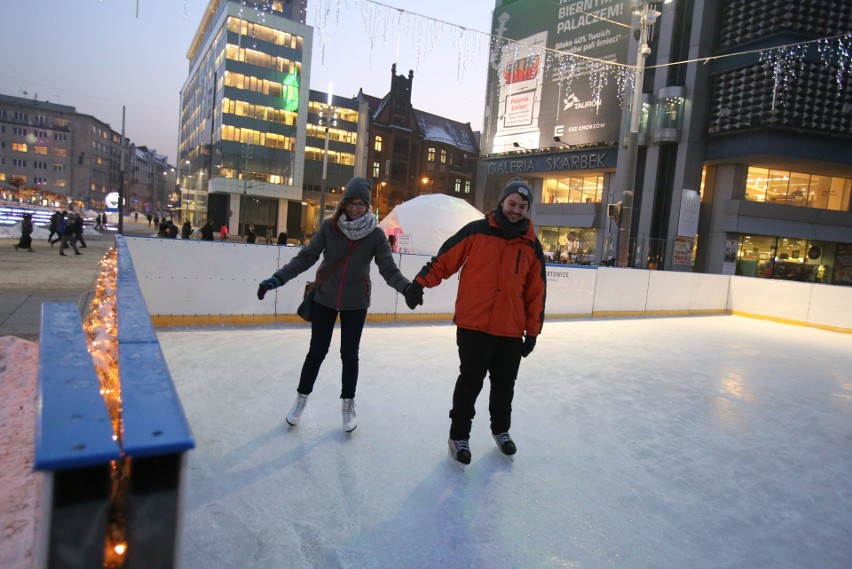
[{"left": 337, "top": 212, "right": 377, "bottom": 241}]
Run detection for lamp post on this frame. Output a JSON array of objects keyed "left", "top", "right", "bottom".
[
  {"left": 318, "top": 84, "right": 337, "bottom": 220},
  {"left": 616, "top": 0, "right": 671, "bottom": 268},
  {"left": 421, "top": 176, "right": 433, "bottom": 194}
]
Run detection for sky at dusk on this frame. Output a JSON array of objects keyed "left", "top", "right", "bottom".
[{"left": 1, "top": 0, "right": 493, "bottom": 164}]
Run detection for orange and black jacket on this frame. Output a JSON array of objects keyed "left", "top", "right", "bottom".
[{"left": 413, "top": 212, "right": 546, "bottom": 338}]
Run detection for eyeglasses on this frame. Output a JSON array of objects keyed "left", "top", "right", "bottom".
[{"left": 347, "top": 201, "right": 368, "bottom": 208}]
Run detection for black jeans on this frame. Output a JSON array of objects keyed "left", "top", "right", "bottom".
[
  {"left": 449, "top": 328, "right": 523, "bottom": 440},
  {"left": 297, "top": 301, "right": 367, "bottom": 399}
]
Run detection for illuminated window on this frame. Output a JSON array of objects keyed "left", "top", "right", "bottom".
[
  {"left": 12, "top": 143, "right": 27, "bottom": 152},
  {"left": 34, "top": 146, "right": 48, "bottom": 155},
  {"left": 427, "top": 147, "right": 435, "bottom": 162},
  {"left": 372, "top": 161, "right": 380, "bottom": 178},
  {"left": 440, "top": 149, "right": 447, "bottom": 164},
  {"left": 745, "top": 166, "right": 851, "bottom": 211},
  {"left": 374, "top": 136, "right": 382, "bottom": 152},
  {"left": 464, "top": 180, "right": 471, "bottom": 194},
  {"left": 454, "top": 178, "right": 461, "bottom": 192},
  {"left": 542, "top": 175, "right": 603, "bottom": 203}
]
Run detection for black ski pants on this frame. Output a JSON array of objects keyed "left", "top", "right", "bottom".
[
  {"left": 297, "top": 301, "right": 367, "bottom": 399},
  {"left": 449, "top": 327, "right": 523, "bottom": 440}
]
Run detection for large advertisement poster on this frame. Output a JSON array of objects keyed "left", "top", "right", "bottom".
[{"left": 485, "top": 0, "right": 632, "bottom": 154}]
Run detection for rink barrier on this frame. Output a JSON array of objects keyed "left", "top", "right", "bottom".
[
  {"left": 122, "top": 236, "right": 852, "bottom": 334},
  {"left": 34, "top": 238, "right": 195, "bottom": 569}
]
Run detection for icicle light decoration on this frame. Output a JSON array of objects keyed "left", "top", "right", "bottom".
[
  {"left": 82, "top": 247, "right": 130, "bottom": 569},
  {"left": 818, "top": 33, "right": 851, "bottom": 95},
  {"left": 760, "top": 43, "right": 807, "bottom": 110}
]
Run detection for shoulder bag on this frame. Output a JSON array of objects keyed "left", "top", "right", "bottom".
[{"left": 297, "top": 240, "right": 360, "bottom": 321}]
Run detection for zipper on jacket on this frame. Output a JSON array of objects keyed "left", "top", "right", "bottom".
[
  {"left": 336, "top": 240, "right": 354, "bottom": 309},
  {"left": 515, "top": 248, "right": 521, "bottom": 274}
]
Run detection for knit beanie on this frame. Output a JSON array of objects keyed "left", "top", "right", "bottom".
[
  {"left": 342, "top": 177, "right": 372, "bottom": 205},
  {"left": 500, "top": 178, "right": 533, "bottom": 206}
]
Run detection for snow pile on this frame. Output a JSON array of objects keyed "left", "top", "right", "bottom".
[
  {"left": 0, "top": 336, "right": 42, "bottom": 569},
  {"left": 378, "top": 194, "right": 484, "bottom": 256}
]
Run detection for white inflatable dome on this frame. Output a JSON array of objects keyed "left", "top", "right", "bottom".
[{"left": 379, "top": 194, "right": 485, "bottom": 256}]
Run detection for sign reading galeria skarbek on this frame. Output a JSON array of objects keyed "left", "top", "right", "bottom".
[{"left": 483, "top": 0, "right": 632, "bottom": 154}]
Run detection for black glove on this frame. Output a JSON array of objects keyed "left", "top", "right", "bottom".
[
  {"left": 404, "top": 282, "right": 424, "bottom": 310},
  {"left": 521, "top": 335, "right": 536, "bottom": 358},
  {"left": 257, "top": 277, "right": 280, "bottom": 300}
]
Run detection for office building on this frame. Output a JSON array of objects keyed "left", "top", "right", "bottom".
[{"left": 178, "top": 0, "right": 311, "bottom": 237}]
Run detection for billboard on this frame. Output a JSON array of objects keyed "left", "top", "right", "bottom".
[{"left": 484, "top": 0, "right": 633, "bottom": 154}]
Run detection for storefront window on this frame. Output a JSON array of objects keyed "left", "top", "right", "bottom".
[
  {"left": 542, "top": 175, "right": 603, "bottom": 204},
  {"left": 737, "top": 235, "right": 834, "bottom": 283},
  {"left": 745, "top": 166, "right": 851, "bottom": 211},
  {"left": 539, "top": 226, "right": 597, "bottom": 264}
]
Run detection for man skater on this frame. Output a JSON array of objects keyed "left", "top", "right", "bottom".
[{"left": 405, "top": 179, "right": 546, "bottom": 465}]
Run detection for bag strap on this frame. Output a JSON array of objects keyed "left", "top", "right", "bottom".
[{"left": 313, "top": 238, "right": 361, "bottom": 288}]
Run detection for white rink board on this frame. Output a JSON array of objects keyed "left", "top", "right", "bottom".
[
  {"left": 728, "top": 276, "right": 812, "bottom": 322},
  {"left": 646, "top": 271, "right": 730, "bottom": 312},
  {"left": 593, "top": 266, "right": 651, "bottom": 313},
  {"left": 123, "top": 237, "right": 852, "bottom": 330},
  {"left": 545, "top": 265, "right": 596, "bottom": 315}
]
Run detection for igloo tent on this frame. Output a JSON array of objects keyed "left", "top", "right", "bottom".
[{"left": 378, "top": 194, "right": 485, "bottom": 256}]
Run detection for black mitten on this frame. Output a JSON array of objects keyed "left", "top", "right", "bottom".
[
  {"left": 521, "top": 335, "right": 537, "bottom": 358},
  {"left": 404, "top": 282, "right": 424, "bottom": 310}
]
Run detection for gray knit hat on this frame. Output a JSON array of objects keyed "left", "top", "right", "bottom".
[
  {"left": 342, "top": 177, "right": 372, "bottom": 205},
  {"left": 500, "top": 178, "right": 533, "bottom": 205}
]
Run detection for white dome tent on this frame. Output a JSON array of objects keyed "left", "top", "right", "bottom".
[{"left": 378, "top": 194, "right": 485, "bottom": 256}]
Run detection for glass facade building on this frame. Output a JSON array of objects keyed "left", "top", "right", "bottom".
[{"left": 178, "top": 0, "right": 311, "bottom": 237}]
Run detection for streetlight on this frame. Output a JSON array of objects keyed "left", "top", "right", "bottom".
[
  {"left": 421, "top": 176, "right": 433, "bottom": 194},
  {"left": 318, "top": 83, "right": 337, "bottom": 220},
  {"left": 617, "top": 0, "right": 672, "bottom": 268},
  {"left": 375, "top": 181, "right": 387, "bottom": 219}
]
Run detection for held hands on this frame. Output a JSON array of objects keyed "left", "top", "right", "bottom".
[
  {"left": 521, "top": 335, "right": 536, "bottom": 358},
  {"left": 257, "top": 277, "right": 282, "bottom": 300},
  {"left": 403, "top": 282, "right": 424, "bottom": 310}
]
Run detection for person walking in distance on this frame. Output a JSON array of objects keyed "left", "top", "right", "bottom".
[
  {"left": 199, "top": 220, "right": 214, "bottom": 241},
  {"left": 14, "top": 213, "right": 34, "bottom": 252},
  {"left": 58, "top": 212, "right": 82, "bottom": 256},
  {"left": 72, "top": 213, "right": 87, "bottom": 249},
  {"left": 404, "top": 179, "right": 546, "bottom": 465},
  {"left": 256, "top": 177, "right": 413, "bottom": 433},
  {"left": 245, "top": 224, "right": 257, "bottom": 244},
  {"left": 47, "top": 211, "right": 59, "bottom": 244}
]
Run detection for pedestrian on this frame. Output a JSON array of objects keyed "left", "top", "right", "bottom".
[
  {"left": 101, "top": 213, "right": 107, "bottom": 229},
  {"left": 388, "top": 233, "right": 396, "bottom": 252},
  {"left": 404, "top": 179, "right": 546, "bottom": 465},
  {"left": 220, "top": 224, "right": 229, "bottom": 241},
  {"left": 47, "top": 211, "right": 59, "bottom": 243},
  {"left": 277, "top": 232, "right": 288, "bottom": 245},
  {"left": 163, "top": 220, "right": 178, "bottom": 238},
  {"left": 58, "top": 213, "right": 82, "bottom": 256},
  {"left": 134, "top": 211, "right": 139, "bottom": 222},
  {"left": 153, "top": 214, "right": 160, "bottom": 229},
  {"left": 14, "top": 213, "right": 34, "bottom": 252},
  {"left": 256, "top": 177, "right": 412, "bottom": 433},
  {"left": 265, "top": 226, "right": 275, "bottom": 244},
  {"left": 147, "top": 213, "right": 153, "bottom": 227},
  {"left": 50, "top": 211, "right": 66, "bottom": 247},
  {"left": 181, "top": 220, "right": 192, "bottom": 239},
  {"left": 246, "top": 224, "right": 257, "bottom": 244},
  {"left": 94, "top": 213, "right": 102, "bottom": 231},
  {"left": 199, "top": 220, "right": 214, "bottom": 241},
  {"left": 73, "top": 213, "right": 87, "bottom": 248}
]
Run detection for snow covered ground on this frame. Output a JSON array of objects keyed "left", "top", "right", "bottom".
[{"left": 160, "top": 315, "right": 852, "bottom": 569}]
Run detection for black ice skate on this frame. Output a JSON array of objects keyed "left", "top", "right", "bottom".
[
  {"left": 448, "top": 438, "right": 471, "bottom": 466},
  {"left": 492, "top": 432, "right": 517, "bottom": 457}
]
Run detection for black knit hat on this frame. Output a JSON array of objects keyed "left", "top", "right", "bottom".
[
  {"left": 342, "top": 177, "right": 372, "bottom": 205},
  {"left": 500, "top": 178, "right": 533, "bottom": 205}
]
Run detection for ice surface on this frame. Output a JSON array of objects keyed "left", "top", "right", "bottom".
[{"left": 159, "top": 316, "right": 852, "bottom": 569}]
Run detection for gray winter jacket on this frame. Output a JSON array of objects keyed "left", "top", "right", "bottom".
[{"left": 272, "top": 218, "right": 410, "bottom": 311}]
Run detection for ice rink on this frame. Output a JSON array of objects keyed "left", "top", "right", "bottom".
[{"left": 159, "top": 315, "right": 852, "bottom": 569}]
